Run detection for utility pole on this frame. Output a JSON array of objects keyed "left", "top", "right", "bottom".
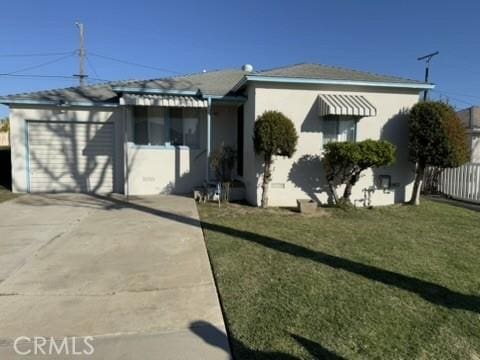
[
  {"left": 417, "top": 51, "right": 439, "bottom": 101},
  {"left": 74, "top": 22, "right": 87, "bottom": 86}
]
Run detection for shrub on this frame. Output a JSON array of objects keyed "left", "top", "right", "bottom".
[
  {"left": 254, "top": 111, "right": 298, "bottom": 207},
  {"left": 323, "top": 139, "right": 396, "bottom": 205}
]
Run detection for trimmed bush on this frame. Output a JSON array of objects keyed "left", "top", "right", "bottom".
[
  {"left": 323, "top": 139, "right": 396, "bottom": 205},
  {"left": 254, "top": 111, "right": 298, "bottom": 207}
]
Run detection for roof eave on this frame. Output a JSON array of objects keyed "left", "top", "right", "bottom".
[
  {"left": 231, "top": 75, "right": 435, "bottom": 92},
  {"left": 0, "top": 98, "right": 119, "bottom": 107},
  {"left": 112, "top": 87, "right": 202, "bottom": 96}
]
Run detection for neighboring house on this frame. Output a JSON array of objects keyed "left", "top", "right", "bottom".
[
  {"left": 0, "top": 63, "right": 432, "bottom": 206},
  {"left": 456, "top": 106, "right": 480, "bottom": 163}
]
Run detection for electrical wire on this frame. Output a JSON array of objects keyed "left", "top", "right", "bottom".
[
  {"left": 0, "top": 51, "right": 74, "bottom": 58},
  {"left": 431, "top": 90, "right": 474, "bottom": 107},
  {"left": 0, "top": 73, "right": 109, "bottom": 82},
  {"left": 89, "top": 52, "right": 180, "bottom": 74},
  {"left": 435, "top": 88, "right": 480, "bottom": 102},
  {"left": 86, "top": 56, "right": 100, "bottom": 78},
  {"left": 2, "top": 52, "right": 76, "bottom": 75}
]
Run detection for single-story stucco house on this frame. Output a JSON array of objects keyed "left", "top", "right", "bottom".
[
  {"left": 0, "top": 63, "right": 433, "bottom": 207},
  {"left": 457, "top": 106, "right": 480, "bottom": 163}
]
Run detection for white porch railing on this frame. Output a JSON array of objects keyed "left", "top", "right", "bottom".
[
  {"left": 435, "top": 164, "right": 480, "bottom": 203},
  {"left": 0, "top": 132, "right": 9, "bottom": 147}
]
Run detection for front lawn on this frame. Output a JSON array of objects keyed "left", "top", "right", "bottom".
[{"left": 198, "top": 200, "right": 480, "bottom": 359}]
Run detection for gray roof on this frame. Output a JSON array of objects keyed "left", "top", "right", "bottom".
[
  {"left": 0, "top": 63, "right": 427, "bottom": 105},
  {"left": 255, "top": 63, "right": 424, "bottom": 84}
]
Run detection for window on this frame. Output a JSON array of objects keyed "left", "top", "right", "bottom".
[
  {"left": 133, "top": 107, "right": 200, "bottom": 148},
  {"left": 323, "top": 116, "right": 357, "bottom": 143}
]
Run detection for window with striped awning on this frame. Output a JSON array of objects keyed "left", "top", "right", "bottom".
[{"left": 318, "top": 94, "right": 377, "bottom": 117}]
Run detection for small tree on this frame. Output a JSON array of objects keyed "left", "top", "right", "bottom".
[
  {"left": 323, "top": 140, "right": 396, "bottom": 205},
  {"left": 408, "top": 101, "right": 469, "bottom": 205},
  {"left": 254, "top": 111, "right": 298, "bottom": 208}
]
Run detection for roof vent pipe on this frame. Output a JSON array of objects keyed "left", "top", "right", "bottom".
[{"left": 242, "top": 64, "right": 253, "bottom": 72}]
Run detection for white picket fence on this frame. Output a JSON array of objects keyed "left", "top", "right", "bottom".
[
  {"left": 436, "top": 164, "right": 480, "bottom": 204},
  {"left": 0, "top": 132, "right": 9, "bottom": 147}
]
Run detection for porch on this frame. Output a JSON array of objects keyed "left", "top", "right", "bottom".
[{"left": 121, "top": 94, "right": 244, "bottom": 196}]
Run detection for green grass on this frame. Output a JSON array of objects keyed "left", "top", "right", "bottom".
[
  {"left": 0, "top": 185, "right": 16, "bottom": 203},
  {"left": 198, "top": 200, "right": 480, "bottom": 359}
]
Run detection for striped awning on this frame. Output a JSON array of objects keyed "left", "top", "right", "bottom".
[
  {"left": 318, "top": 94, "right": 376, "bottom": 117},
  {"left": 122, "top": 94, "right": 208, "bottom": 108}
]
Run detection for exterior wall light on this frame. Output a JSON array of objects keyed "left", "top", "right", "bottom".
[{"left": 378, "top": 175, "right": 391, "bottom": 190}]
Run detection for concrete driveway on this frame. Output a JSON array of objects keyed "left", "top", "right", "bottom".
[{"left": 0, "top": 194, "right": 231, "bottom": 359}]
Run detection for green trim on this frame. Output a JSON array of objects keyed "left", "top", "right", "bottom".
[{"left": 231, "top": 75, "right": 435, "bottom": 92}]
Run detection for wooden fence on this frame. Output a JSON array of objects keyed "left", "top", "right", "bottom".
[
  {"left": 0, "top": 132, "right": 9, "bottom": 147},
  {"left": 429, "top": 164, "right": 480, "bottom": 204}
]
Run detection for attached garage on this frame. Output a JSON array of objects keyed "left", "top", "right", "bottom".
[{"left": 26, "top": 120, "right": 115, "bottom": 193}]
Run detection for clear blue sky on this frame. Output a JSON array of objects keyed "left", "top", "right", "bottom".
[{"left": 1, "top": 0, "right": 479, "bottom": 117}]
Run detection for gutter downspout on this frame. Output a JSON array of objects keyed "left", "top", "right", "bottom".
[
  {"left": 206, "top": 96, "right": 212, "bottom": 182},
  {"left": 122, "top": 101, "right": 129, "bottom": 199}
]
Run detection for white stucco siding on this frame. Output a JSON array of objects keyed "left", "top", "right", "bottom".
[
  {"left": 126, "top": 146, "right": 207, "bottom": 195},
  {"left": 242, "top": 86, "right": 258, "bottom": 205},
  {"left": 247, "top": 83, "right": 421, "bottom": 207},
  {"left": 9, "top": 106, "right": 124, "bottom": 194}
]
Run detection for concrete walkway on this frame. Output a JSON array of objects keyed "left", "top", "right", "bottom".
[{"left": 0, "top": 194, "right": 231, "bottom": 359}]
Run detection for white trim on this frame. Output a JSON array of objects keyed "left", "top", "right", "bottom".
[{"left": 231, "top": 75, "right": 434, "bottom": 92}]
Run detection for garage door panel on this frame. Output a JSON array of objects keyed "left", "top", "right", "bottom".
[
  {"left": 29, "top": 149, "right": 114, "bottom": 157},
  {"left": 29, "top": 167, "right": 113, "bottom": 177},
  {"left": 29, "top": 160, "right": 113, "bottom": 168},
  {"left": 29, "top": 134, "right": 114, "bottom": 144},
  {"left": 27, "top": 121, "right": 115, "bottom": 193}
]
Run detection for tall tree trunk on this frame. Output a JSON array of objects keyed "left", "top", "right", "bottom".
[
  {"left": 342, "top": 172, "right": 360, "bottom": 204},
  {"left": 327, "top": 180, "right": 339, "bottom": 205},
  {"left": 343, "top": 182, "right": 354, "bottom": 203},
  {"left": 261, "top": 154, "right": 272, "bottom": 208},
  {"left": 409, "top": 163, "right": 425, "bottom": 205}
]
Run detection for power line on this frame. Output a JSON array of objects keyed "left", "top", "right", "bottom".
[
  {"left": 431, "top": 90, "right": 474, "bottom": 107},
  {"left": 3, "top": 53, "right": 75, "bottom": 75},
  {"left": 86, "top": 56, "right": 99, "bottom": 78},
  {"left": 0, "top": 73, "right": 109, "bottom": 82},
  {"left": 0, "top": 51, "right": 74, "bottom": 58},
  {"left": 89, "top": 52, "right": 180, "bottom": 74},
  {"left": 436, "top": 88, "right": 480, "bottom": 102}
]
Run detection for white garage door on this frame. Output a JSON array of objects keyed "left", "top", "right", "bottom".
[{"left": 27, "top": 121, "right": 114, "bottom": 193}]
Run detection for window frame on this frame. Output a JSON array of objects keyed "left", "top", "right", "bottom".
[
  {"left": 132, "top": 106, "right": 201, "bottom": 149},
  {"left": 322, "top": 115, "right": 358, "bottom": 144}
]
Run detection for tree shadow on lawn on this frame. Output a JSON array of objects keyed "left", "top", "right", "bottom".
[
  {"left": 189, "top": 320, "right": 345, "bottom": 360},
  {"left": 91, "top": 194, "right": 480, "bottom": 315}
]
